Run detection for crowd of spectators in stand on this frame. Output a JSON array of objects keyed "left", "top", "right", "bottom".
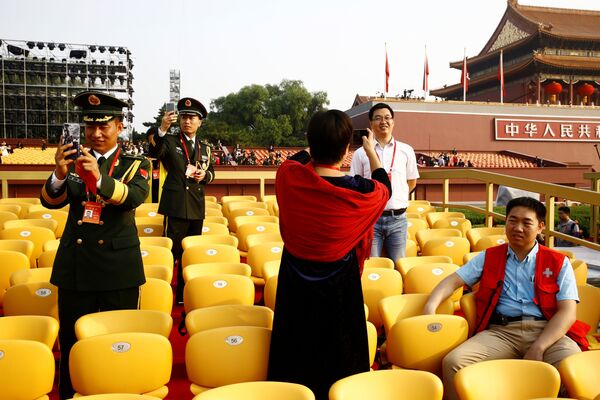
[
  {"left": 417, "top": 149, "right": 475, "bottom": 168},
  {"left": 0, "top": 141, "right": 15, "bottom": 157},
  {"left": 120, "top": 140, "right": 149, "bottom": 156}
]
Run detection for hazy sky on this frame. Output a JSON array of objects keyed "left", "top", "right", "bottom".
[{"left": 3, "top": 0, "right": 600, "bottom": 132}]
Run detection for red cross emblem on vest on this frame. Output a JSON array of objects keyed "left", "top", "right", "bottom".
[{"left": 543, "top": 267, "right": 553, "bottom": 278}]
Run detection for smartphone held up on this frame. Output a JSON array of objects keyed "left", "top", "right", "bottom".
[{"left": 62, "top": 123, "right": 81, "bottom": 160}]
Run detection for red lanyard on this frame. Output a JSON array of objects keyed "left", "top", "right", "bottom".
[
  {"left": 180, "top": 133, "right": 198, "bottom": 164},
  {"left": 375, "top": 139, "right": 397, "bottom": 180},
  {"left": 314, "top": 163, "right": 341, "bottom": 171}
]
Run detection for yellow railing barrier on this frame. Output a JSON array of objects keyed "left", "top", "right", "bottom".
[{"left": 2, "top": 168, "right": 599, "bottom": 251}]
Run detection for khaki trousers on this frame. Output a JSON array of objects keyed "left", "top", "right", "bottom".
[{"left": 442, "top": 320, "right": 580, "bottom": 400}]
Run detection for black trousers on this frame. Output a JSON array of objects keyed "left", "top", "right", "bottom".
[
  {"left": 57, "top": 287, "right": 139, "bottom": 400},
  {"left": 165, "top": 216, "right": 204, "bottom": 302}
]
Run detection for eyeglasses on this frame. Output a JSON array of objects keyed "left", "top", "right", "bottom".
[{"left": 372, "top": 115, "right": 393, "bottom": 122}]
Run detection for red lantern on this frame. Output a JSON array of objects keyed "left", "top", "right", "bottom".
[
  {"left": 577, "top": 83, "right": 595, "bottom": 98},
  {"left": 544, "top": 81, "right": 563, "bottom": 95}
]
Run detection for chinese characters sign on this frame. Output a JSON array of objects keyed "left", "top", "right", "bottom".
[{"left": 495, "top": 118, "right": 600, "bottom": 142}]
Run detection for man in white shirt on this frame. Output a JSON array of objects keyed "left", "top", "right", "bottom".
[{"left": 350, "top": 103, "right": 419, "bottom": 263}]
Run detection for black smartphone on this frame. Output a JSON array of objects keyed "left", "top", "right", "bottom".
[
  {"left": 353, "top": 129, "right": 369, "bottom": 145},
  {"left": 165, "top": 102, "right": 177, "bottom": 114},
  {"left": 62, "top": 123, "right": 80, "bottom": 160}
]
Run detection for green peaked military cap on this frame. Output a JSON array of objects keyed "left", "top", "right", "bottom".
[
  {"left": 177, "top": 97, "right": 207, "bottom": 119},
  {"left": 73, "top": 91, "right": 128, "bottom": 123}
]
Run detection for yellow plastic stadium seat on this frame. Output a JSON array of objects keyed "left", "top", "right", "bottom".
[
  {"left": 200, "top": 222, "right": 230, "bottom": 235},
  {"left": 192, "top": 381, "right": 315, "bottom": 400},
  {"left": 473, "top": 234, "right": 508, "bottom": 251},
  {"left": 37, "top": 249, "right": 57, "bottom": 269},
  {"left": 185, "top": 326, "right": 271, "bottom": 395},
  {"left": 405, "top": 239, "right": 418, "bottom": 257},
  {"left": 0, "top": 239, "right": 34, "bottom": 259},
  {"left": 406, "top": 204, "right": 435, "bottom": 215},
  {"left": 366, "top": 320, "right": 377, "bottom": 366},
  {"left": 70, "top": 332, "right": 172, "bottom": 398},
  {"left": 0, "top": 226, "right": 56, "bottom": 268},
  {"left": 264, "top": 275, "right": 278, "bottom": 310},
  {"left": 262, "top": 260, "right": 281, "bottom": 281},
  {"left": 576, "top": 284, "right": 600, "bottom": 350},
  {"left": 139, "top": 278, "right": 173, "bottom": 314},
  {"left": 144, "top": 264, "right": 173, "bottom": 283},
  {"left": 0, "top": 339, "right": 55, "bottom": 400},
  {"left": 221, "top": 195, "right": 257, "bottom": 204},
  {"left": 407, "top": 218, "right": 429, "bottom": 241},
  {"left": 421, "top": 237, "right": 471, "bottom": 266},
  {"left": 571, "top": 259, "right": 588, "bottom": 286},
  {"left": 233, "top": 215, "right": 278, "bottom": 233},
  {"left": 185, "top": 304, "right": 274, "bottom": 336},
  {"left": 409, "top": 200, "right": 431, "bottom": 206},
  {"left": 378, "top": 293, "right": 454, "bottom": 336},
  {"left": 73, "top": 395, "right": 159, "bottom": 400},
  {"left": 0, "top": 315, "right": 59, "bottom": 349},
  {"left": 140, "top": 245, "right": 174, "bottom": 267},
  {"left": 236, "top": 222, "right": 280, "bottom": 253},
  {"left": 204, "top": 208, "right": 224, "bottom": 217},
  {"left": 432, "top": 217, "right": 472, "bottom": 236},
  {"left": 204, "top": 216, "right": 229, "bottom": 226},
  {"left": 396, "top": 255, "right": 453, "bottom": 278},
  {"left": 139, "top": 236, "right": 173, "bottom": 250},
  {"left": 456, "top": 359, "right": 561, "bottom": 400},
  {"left": 136, "top": 223, "right": 164, "bottom": 237},
  {"left": 0, "top": 197, "right": 40, "bottom": 205},
  {"left": 229, "top": 208, "right": 271, "bottom": 232},
  {"left": 26, "top": 209, "right": 68, "bottom": 238},
  {"left": 182, "top": 244, "right": 241, "bottom": 269},
  {"left": 466, "top": 227, "right": 505, "bottom": 249},
  {"left": 560, "top": 350, "right": 600, "bottom": 400},
  {"left": 0, "top": 249, "right": 30, "bottom": 305},
  {"left": 4, "top": 218, "right": 58, "bottom": 235},
  {"left": 42, "top": 239, "right": 60, "bottom": 252},
  {"left": 10, "top": 267, "right": 52, "bottom": 286},
  {"left": 0, "top": 204, "right": 22, "bottom": 217},
  {"left": 0, "top": 202, "right": 34, "bottom": 218},
  {"left": 426, "top": 212, "right": 466, "bottom": 228},
  {"left": 75, "top": 309, "right": 173, "bottom": 339},
  {"left": 361, "top": 268, "right": 403, "bottom": 329},
  {"left": 205, "top": 195, "right": 218, "bottom": 203},
  {"left": 459, "top": 292, "right": 478, "bottom": 337},
  {"left": 245, "top": 232, "right": 283, "bottom": 252},
  {"left": 462, "top": 251, "right": 481, "bottom": 265},
  {"left": 364, "top": 257, "right": 395, "bottom": 269},
  {"left": 404, "top": 263, "right": 462, "bottom": 306},
  {"left": 224, "top": 201, "right": 268, "bottom": 218},
  {"left": 205, "top": 201, "right": 222, "bottom": 210},
  {"left": 246, "top": 241, "right": 284, "bottom": 286},
  {"left": 415, "top": 228, "right": 462, "bottom": 249},
  {"left": 183, "top": 263, "right": 252, "bottom": 283},
  {"left": 386, "top": 314, "right": 468, "bottom": 375},
  {"left": 555, "top": 249, "right": 575, "bottom": 260},
  {"left": 329, "top": 369, "right": 443, "bottom": 400},
  {"left": 183, "top": 274, "right": 255, "bottom": 313},
  {"left": 182, "top": 234, "right": 239, "bottom": 251},
  {"left": 0, "top": 210, "right": 18, "bottom": 228},
  {"left": 135, "top": 202, "right": 160, "bottom": 217},
  {"left": 3, "top": 281, "right": 59, "bottom": 319},
  {"left": 405, "top": 212, "right": 424, "bottom": 220}
]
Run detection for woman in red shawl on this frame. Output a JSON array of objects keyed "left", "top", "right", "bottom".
[{"left": 268, "top": 110, "right": 390, "bottom": 399}]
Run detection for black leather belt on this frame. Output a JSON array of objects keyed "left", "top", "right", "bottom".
[
  {"left": 381, "top": 208, "right": 407, "bottom": 216},
  {"left": 489, "top": 312, "right": 546, "bottom": 326}
]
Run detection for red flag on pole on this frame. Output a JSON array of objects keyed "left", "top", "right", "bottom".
[
  {"left": 497, "top": 49, "right": 505, "bottom": 103},
  {"left": 461, "top": 49, "right": 468, "bottom": 101},
  {"left": 422, "top": 49, "right": 429, "bottom": 94},
  {"left": 385, "top": 46, "right": 390, "bottom": 95}
]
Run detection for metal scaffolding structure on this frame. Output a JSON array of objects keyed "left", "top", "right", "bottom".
[{"left": 0, "top": 38, "right": 134, "bottom": 141}]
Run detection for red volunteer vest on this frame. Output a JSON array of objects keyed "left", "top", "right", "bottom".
[{"left": 474, "top": 243, "right": 590, "bottom": 350}]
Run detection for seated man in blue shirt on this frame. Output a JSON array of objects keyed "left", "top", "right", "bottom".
[{"left": 424, "top": 197, "right": 585, "bottom": 400}]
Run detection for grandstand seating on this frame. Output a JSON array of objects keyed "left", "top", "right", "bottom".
[
  {"left": 185, "top": 304, "right": 274, "bottom": 336},
  {"left": 361, "top": 268, "right": 403, "bottom": 329},
  {"left": 192, "top": 381, "right": 315, "bottom": 400},
  {"left": 75, "top": 309, "right": 173, "bottom": 339}
]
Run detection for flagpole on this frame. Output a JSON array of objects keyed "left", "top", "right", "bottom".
[
  {"left": 384, "top": 42, "right": 388, "bottom": 98},
  {"left": 500, "top": 49, "right": 504, "bottom": 104},
  {"left": 423, "top": 44, "right": 428, "bottom": 99},
  {"left": 463, "top": 47, "right": 467, "bottom": 102}
]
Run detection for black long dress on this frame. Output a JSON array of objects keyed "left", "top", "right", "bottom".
[{"left": 268, "top": 152, "right": 390, "bottom": 400}]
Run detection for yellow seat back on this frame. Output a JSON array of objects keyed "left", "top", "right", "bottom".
[
  {"left": 329, "top": 369, "right": 443, "bottom": 400},
  {"left": 183, "top": 262, "right": 251, "bottom": 282},
  {"left": 205, "top": 208, "right": 224, "bottom": 217},
  {"left": 182, "top": 234, "right": 238, "bottom": 251},
  {"left": 75, "top": 309, "right": 173, "bottom": 339},
  {"left": 432, "top": 217, "right": 472, "bottom": 236},
  {"left": 404, "top": 263, "right": 462, "bottom": 305},
  {"left": 262, "top": 260, "right": 281, "bottom": 281},
  {"left": 0, "top": 250, "right": 30, "bottom": 305},
  {"left": 0, "top": 197, "right": 41, "bottom": 205},
  {"left": 185, "top": 326, "right": 271, "bottom": 394},
  {"left": 229, "top": 208, "right": 271, "bottom": 232},
  {"left": 184, "top": 274, "right": 255, "bottom": 313},
  {"left": 459, "top": 292, "right": 477, "bottom": 337},
  {"left": 405, "top": 239, "right": 418, "bottom": 257},
  {"left": 0, "top": 226, "right": 55, "bottom": 267},
  {"left": 361, "top": 268, "right": 403, "bottom": 329},
  {"left": 406, "top": 204, "right": 435, "bottom": 215},
  {"left": 466, "top": 227, "right": 505, "bottom": 248},
  {"left": 364, "top": 257, "right": 395, "bottom": 269},
  {"left": 0, "top": 204, "right": 22, "bottom": 217},
  {"left": 576, "top": 285, "right": 600, "bottom": 333},
  {"left": 421, "top": 237, "right": 471, "bottom": 266},
  {"left": 378, "top": 293, "right": 454, "bottom": 336},
  {"left": 396, "top": 255, "right": 453, "bottom": 278},
  {"left": 42, "top": 239, "right": 60, "bottom": 252},
  {"left": 264, "top": 275, "right": 278, "bottom": 311},
  {"left": 139, "top": 278, "right": 173, "bottom": 314},
  {"left": 456, "top": 359, "right": 561, "bottom": 400},
  {"left": 185, "top": 304, "right": 274, "bottom": 336},
  {"left": 204, "top": 216, "right": 229, "bottom": 226},
  {"left": 182, "top": 244, "right": 240, "bottom": 269},
  {"left": 559, "top": 350, "right": 600, "bottom": 400},
  {"left": 233, "top": 215, "right": 278, "bottom": 233},
  {"left": 0, "top": 339, "right": 55, "bottom": 400},
  {"left": 221, "top": 195, "right": 257, "bottom": 204},
  {"left": 386, "top": 314, "right": 468, "bottom": 375},
  {"left": 135, "top": 202, "right": 160, "bottom": 218},
  {"left": 3, "top": 281, "right": 59, "bottom": 319},
  {"left": 571, "top": 259, "right": 588, "bottom": 286},
  {"left": 37, "top": 248, "right": 57, "bottom": 268},
  {"left": 426, "top": 212, "right": 466, "bottom": 228},
  {"left": 236, "top": 222, "right": 280, "bottom": 252},
  {"left": 4, "top": 218, "right": 58, "bottom": 234},
  {"left": 205, "top": 195, "right": 218, "bottom": 203},
  {"left": 70, "top": 332, "right": 172, "bottom": 397},
  {"left": 139, "top": 236, "right": 173, "bottom": 250},
  {"left": 407, "top": 218, "right": 429, "bottom": 241},
  {"left": 415, "top": 228, "right": 462, "bottom": 249},
  {"left": 10, "top": 266, "right": 52, "bottom": 286},
  {"left": 462, "top": 251, "right": 481, "bottom": 265},
  {"left": 0, "top": 210, "right": 18, "bottom": 229},
  {"left": 200, "top": 222, "right": 230, "bottom": 235},
  {"left": 140, "top": 245, "right": 174, "bottom": 267},
  {"left": 26, "top": 209, "right": 68, "bottom": 238},
  {"left": 246, "top": 241, "right": 284, "bottom": 280},
  {"left": 473, "top": 234, "right": 508, "bottom": 251},
  {"left": 192, "top": 381, "right": 314, "bottom": 400},
  {"left": 136, "top": 223, "right": 164, "bottom": 237},
  {"left": 0, "top": 315, "right": 59, "bottom": 349},
  {"left": 144, "top": 264, "right": 173, "bottom": 283}
]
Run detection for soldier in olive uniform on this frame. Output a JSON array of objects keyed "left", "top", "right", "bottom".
[
  {"left": 148, "top": 97, "right": 214, "bottom": 303},
  {"left": 41, "top": 91, "right": 151, "bottom": 399}
]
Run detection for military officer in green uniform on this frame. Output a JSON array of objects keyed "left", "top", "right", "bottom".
[
  {"left": 147, "top": 97, "right": 214, "bottom": 303},
  {"left": 41, "top": 91, "right": 151, "bottom": 399}
]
